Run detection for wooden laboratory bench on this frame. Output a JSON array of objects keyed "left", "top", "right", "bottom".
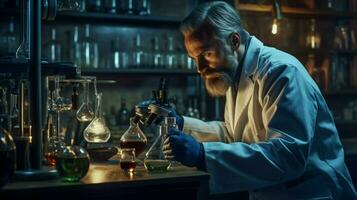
[{"left": 0, "top": 161, "right": 210, "bottom": 200}]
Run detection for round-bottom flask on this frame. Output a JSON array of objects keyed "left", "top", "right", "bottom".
[{"left": 56, "top": 145, "right": 90, "bottom": 182}]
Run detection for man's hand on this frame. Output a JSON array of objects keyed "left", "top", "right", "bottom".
[{"left": 163, "top": 128, "right": 205, "bottom": 168}]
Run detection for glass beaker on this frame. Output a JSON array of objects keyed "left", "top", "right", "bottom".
[
  {"left": 83, "top": 93, "right": 111, "bottom": 143},
  {"left": 56, "top": 145, "right": 90, "bottom": 182},
  {"left": 119, "top": 148, "right": 136, "bottom": 172},
  {"left": 76, "top": 81, "right": 94, "bottom": 122},
  {"left": 144, "top": 124, "right": 171, "bottom": 172},
  {"left": 119, "top": 118, "right": 147, "bottom": 157}
]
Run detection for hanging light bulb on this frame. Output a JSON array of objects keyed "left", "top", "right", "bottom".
[
  {"left": 271, "top": 18, "right": 278, "bottom": 35},
  {"left": 271, "top": 0, "right": 282, "bottom": 35}
]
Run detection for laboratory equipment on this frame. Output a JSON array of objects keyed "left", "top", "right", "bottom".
[
  {"left": 119, "top": 117, "right": 147, "bottom": 156},
  {"left": 119, "top": 148, "right": 136, "bottom": 172},
  {"left": 76, "top": 80, "right": 94, "bottom": 122},
  {"left": 55, "top": 145, "right": 90, "bottom": 182},
  {"left": 83, "top": 93, "right": 111, "bottom": 143}
]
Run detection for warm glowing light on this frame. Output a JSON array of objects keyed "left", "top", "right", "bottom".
[{"left": 271, "top": 19, "right": 278, "bottom": 35}]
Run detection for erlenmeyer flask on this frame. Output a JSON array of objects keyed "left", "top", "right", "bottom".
[
  {"left": 144, "top": 125, "right": 171, "bottom": 172},
  {"left": 83, "top": 93, "right": 111, "bottom": 143},
  {"left": 119, "top": 118, "right": 147, "bottom": 157},
  {"left": 76, "top": 81, "right": 94, "bottom": 122}
]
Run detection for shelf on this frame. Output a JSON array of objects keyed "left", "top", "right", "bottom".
[
  {"left": 55, "top": 12, "right": 182, "bottom": 27},
  {"left": 81, "top": 68, "right": 198, "bottom": 76},
  {"left": 0, "top": 60, "right": 79, "bottom": 78},
  {"left": 237, "top": 3, "right": 357, "bottom": 19}
]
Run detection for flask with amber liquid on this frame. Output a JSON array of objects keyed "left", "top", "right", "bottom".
[{"left": 119, "top": 117, "right": 147, "bottom": 157}]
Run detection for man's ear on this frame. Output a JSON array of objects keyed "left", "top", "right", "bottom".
[{"left": 229, "top": 33, "right": 240, "bottom": 50}]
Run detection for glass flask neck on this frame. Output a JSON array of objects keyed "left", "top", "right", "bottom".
[{"left": 94, "top": 93, "right": 102, "bottom": 118}]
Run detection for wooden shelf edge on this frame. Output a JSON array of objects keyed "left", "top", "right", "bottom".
[{"left": 235, "top": 3, "right": 357, "bottom": 18}]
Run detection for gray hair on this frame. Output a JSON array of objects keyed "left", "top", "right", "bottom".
[{"left": 180, "top": 1, "right": 247, "bottom": 43}]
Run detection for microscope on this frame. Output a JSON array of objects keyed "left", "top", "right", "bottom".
[{"left": 133, "top": 77, "right": 174, "bottom": 127}]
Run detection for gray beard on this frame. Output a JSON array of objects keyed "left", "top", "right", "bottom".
[{"left": 204, "top": 72, "right": 233, "bottom": 96}]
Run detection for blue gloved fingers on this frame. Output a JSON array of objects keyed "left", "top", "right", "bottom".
[{"left": 168, "top": 128, "right": 181, "bottom": 136}]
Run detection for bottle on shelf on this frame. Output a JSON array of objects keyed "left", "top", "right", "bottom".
[
  {"left": 118, "top": 0, "right": 133, "bottom": 15},
  {"left": 108, "top": 37, "right": 121, "bottom": 69},
  {"left": 81, "top": 24, "right": 99, "bottom": 69},
  {"left": 2, "top": 17, "right": 17, "bottom": 55},
  {"left": 105, "top": 0, "right": 117, "bottom": 14},
  {"left": 134, "top": 0, "right": 150, "bottom": 16},
  {"left": 306, "top": 19, "right": 320, "bottom": 49},
  {"left": 69, "top": 26, "right": 82, "bottom": 68},
  {"left": 47, "top": 28, "right": 62, "bottom": 62},
  {"left": 86, "top": 0, "right": 103, "bottom": 12},
  {"left": 132, "top": 34, "right": 146, "bottom": 68},
  {"left": 165, "top": 35, "right": 177, "bottom": 69},
  {"left": 151, "top": 36, "right": 164, "bottom": 68},
  {"left": 116, "top": 97, "right": 129, "bottom": 126}
]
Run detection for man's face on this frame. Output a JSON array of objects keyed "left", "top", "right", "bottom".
[{"left": 184, "top": 27, "right": 239, "bottom": 96}]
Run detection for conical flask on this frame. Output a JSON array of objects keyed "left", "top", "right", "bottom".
[
  {"left": 144, "top": 117, "right": 176, "bottom": 172},
  {"left": 119, "top": 118, "right": 147, "bottom": 157},
  {"left": 76, "top": 81, "right": 94, "bottom": 122},
  {"left": 83, "top": 93, "right": 111, "bottom": 143}
]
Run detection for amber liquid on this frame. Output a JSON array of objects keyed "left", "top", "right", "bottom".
[
  {"left": 120, "top": 161, "right": 136, "bottom": 171},
  {"left": 120, "top": 140, "right": 147, "bottom": 156},
  {"left": 44, "top": 152, "right": 57, "bottom": 166}
]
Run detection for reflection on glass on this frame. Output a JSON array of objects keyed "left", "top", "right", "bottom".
[
  {"left": 134, "top": 0, "right": 150, "bottom": 16},
  {"left": 133, "top": 34, "right": 146, "bottom": 68},
  {"left": 119, "top": 148, "right": 136, "bottom": 172},
  {"left": 3, "top": 17, "right": 17, "bottom": 55},
  {"left": 47, "top": 28, "right": 62, "bottom": 62},
  {"left": 83, "top": 93, "right": 111, "bottom": 143},
  {"left": 81, "top": 24, "right": 99, "bottom": 69},
  {"left": 151, "top": 36, "right": 163, "bottom": 68},
  {"left": 70, "top": 26, "right": 82, "bottom": 67},
  {"left": 118, "top": 0, "right": 133, "bottom": 14},
  {"left": 76, "top": 81, "right": 94, "bottom": 122},
  {"left": 16, "top": 0, "right": 30, "bottom": 59},
  {"left": 165, "top": 35, "right": 177, "bottom": 69}
]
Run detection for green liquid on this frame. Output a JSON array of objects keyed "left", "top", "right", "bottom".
[
  {"left": 144, "top": 160, "right": 171, "bottom": 172},
  {"left": 56, "top": 157, "right": 90, "bottom": 182}
]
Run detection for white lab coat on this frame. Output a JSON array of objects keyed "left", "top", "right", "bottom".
[{"left": 182, "top": 37, "right": 357, "bottom": 199}]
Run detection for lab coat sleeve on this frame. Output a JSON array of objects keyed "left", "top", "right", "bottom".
[
  {"left": 203, "top": 65, "right": 318, "bottom": 193},
  {"left": 182, "top": 116, "right": 230, "bottom": 142}
]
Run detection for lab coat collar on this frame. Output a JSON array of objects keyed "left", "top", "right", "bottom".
[
  {"left": 227, "top": 36, "right": 264, "bottom": 138},
  {"left": 242, "top": 36, "right": 263, "bottom": 79}
]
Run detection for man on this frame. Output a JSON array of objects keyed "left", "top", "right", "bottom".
[{"left": 163, "top": 1, "right": 357, "bottom": 199}]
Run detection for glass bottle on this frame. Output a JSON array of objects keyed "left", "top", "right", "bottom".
[
  {"left": 57, "top": 0, "right": 85, "bottom": 11},
  {"left": 151, "top": 36, "right": 163, "bottom": 68},
  {"left": 81, "top": 24, "right": 99, "bottom": 69},
  {"left": 116, "top": 97, "right": 129, "bottom": 126},
  {"left": 70, "top": 26, "right": 82, "bottom": 68},
  {"left": 105, "top": 0, "right": 117, "bottom": 13},
  {"left": 3, "top": 17, "right": 17, "bottom": 55},
  {"left": 134, "top": 0, "right": 150, "bottom": 16},
  {"left": 83, "top": 93, "right": 111, "bottom": 143},
  {"left": 165, "top": 35, "right": 177, "bottom": 69},
  {"left": 133, "top": 34, "right": 146, "bottom": 68},
  {"left": 0, "top": 127, "right": 16, "bottom": 189},
  {"left": 306, "top": 19, "right": 321, "bottom": 49},
  {"left": 119, "top": 117, "right": 147, "bottom": 157},
  {"left": 47, "top": 28, "right": 62, "bottom": 62},
  {"left": 108, "top": 37, "right": 121, "bottom": 69},
  {"left": 118, "top": 0, "right": 133, "bottom": 14},
  {"left": 56, "top": 145, "right": 90, "bottom": 182},
  {"left": 76, "top": 81, "right": 94, "bottom": 122}
]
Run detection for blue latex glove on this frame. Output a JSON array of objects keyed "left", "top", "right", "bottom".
[
  {"left": 167, "top": 109, "right": 184, "bottom": 130},
  {"left": 137, "top": 100, "right": 184, "bottom": 130},
  {"left": 163, "top": 128, "right": 205, "bottom": 169}
]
